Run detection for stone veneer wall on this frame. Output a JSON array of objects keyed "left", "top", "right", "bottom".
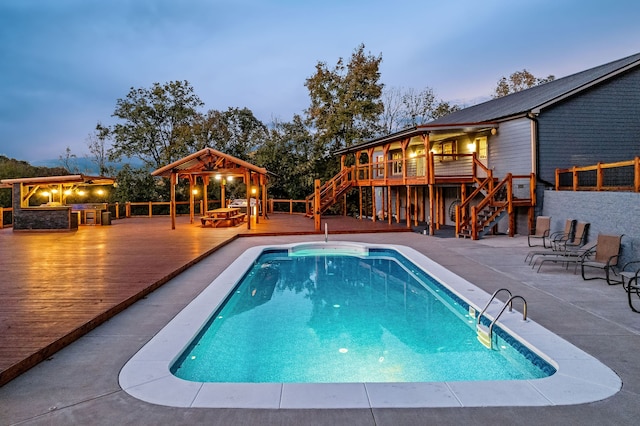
[
  {"left": 11, "top": 183, "right": 77, "bottom": 231},
  {"left": 542, "top": 190, "right": 640, "bottom": 266}
]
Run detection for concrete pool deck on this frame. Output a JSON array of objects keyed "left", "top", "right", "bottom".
[{"left": 2, "top": 232, "right": 640, "bottom": 424}]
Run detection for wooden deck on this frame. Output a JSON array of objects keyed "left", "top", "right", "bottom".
[{"left": 0, "top": 213, "right": 409, "bottom": 386}]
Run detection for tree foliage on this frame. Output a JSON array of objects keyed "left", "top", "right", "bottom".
[
  {"left": 493, "top": 69, "right": 555, "bottom": 98},
  {"left": 86, "top": 123, "right": 112, "bottom": 176},
  {"left": 108, "top": 80, "right": 204, "bottom": 169},
  {"left": 379, "top": 87, "right": 460, "bottom": 133},
  {"left": 254, "top": 115, "right": 314, "bottom": 201},
  {"left": 191, "top": 107, "right": 268, "bottom": 161},
  {"left": 305, "top": 44, "right": 384, "bottom": 152}
]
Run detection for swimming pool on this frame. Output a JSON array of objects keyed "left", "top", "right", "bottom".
[
  {"left": 119, "top": 241, "right": 621, "bottom": 408},
  {"left": 171, "top": 246, "right": 553, "bottom": 383}
]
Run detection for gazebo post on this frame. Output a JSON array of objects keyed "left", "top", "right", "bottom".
[
  {"left": 188, "top": 175, "right": 195, "bottom": 224},
  {"left": 203, "top": 175, "right": 209, "bottom": 214},
  {"left": 170, "top": 173, "right": 176, "bottom": 230},
  {"left": 245, "top": 170, "right": 251, "bottom": 230}
]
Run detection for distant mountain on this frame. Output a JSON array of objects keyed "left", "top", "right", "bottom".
[{"left": 32, "top": 157, "right": 144, "bottom": 175}]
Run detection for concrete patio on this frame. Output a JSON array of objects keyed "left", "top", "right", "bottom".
[{"left": 1, "top": 218, "right": 639, "bottom": 425}]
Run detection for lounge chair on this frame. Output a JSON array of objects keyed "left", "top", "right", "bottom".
[
  {"left": 527, "top": 216, "right": 551, "bottom": 247},
  {"left": 549, "top": 218, "right": 577, "bottom": 250},
  {"left": 527, "top": 221, "right": 588, "bottom": 266},
  {"left": 581, "top": 234, "right": 624, "bottom": 284},
  {"left": 524, "top": 218, "right": 576, "bottom": 264},
  {"left": 534, "top": 240, "right": 596, "bottom": 273},
  {"left": 553, "top": 221, "right": 589, "bottom": 251}
]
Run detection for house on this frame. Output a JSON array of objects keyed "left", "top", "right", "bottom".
[{"left": 316, "top": 52, "right": 640, "bottom": 239}]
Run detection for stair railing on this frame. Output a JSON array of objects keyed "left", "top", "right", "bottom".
[
  {"left": 305, "top": 166, "right": 355, "bottom": 216},
  {"left": 468, "top": 174, "right": 513, "bottom": 239}
]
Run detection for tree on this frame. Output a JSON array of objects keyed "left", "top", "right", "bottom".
[
  {"left": 254, "top": 115, "right": 314, "bottom": 201},
  {"left": 108, "top": 80, "right": 204, "bottom": 170},
  {"left": 58, "top": 146, "right": 79, "bottom": 173},
  {"left": 305, "top": 44, "right": 384, "bottom": 150},
  {"left": 191, "top": 107, "right": 268, "bottom": 161},
  {"left": 379, "top": 86, "right": 460, "bottom": 133},
  {"left": 86, "top": 122, "right": 111, "bottom": 176},
  {"left": 493, "top": 69, "right": 555, "bottom": 98}
]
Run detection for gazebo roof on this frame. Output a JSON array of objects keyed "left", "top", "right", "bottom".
[
  {"left": 151, "top": 148, "right": 267, "bottom": 178},
  {"left": 0, "top": 174, "right": 116, "bottom": 189}
]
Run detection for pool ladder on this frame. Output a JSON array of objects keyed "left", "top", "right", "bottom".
[{"left": 475, "top": 288, "right": 528, "bottom": 349}]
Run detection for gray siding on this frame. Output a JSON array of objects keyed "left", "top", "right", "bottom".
[
  {"left": 537, "top": 67, "right": 640, "bottom": 184},
  {"left": 490, "top": 118, "right": 532, "bottom": 178}
]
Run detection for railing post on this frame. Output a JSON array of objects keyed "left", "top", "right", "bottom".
[
  {"left": 596, "top": 162, "right": 603, "bottom": 191},
  {"left": 126, "top": 202, "right": 131, "bottom": 218},
  {"left": 471, "top": 205, "right": 477, "bottom": 240},
  {"left": 290, "top": 199, "right": 293, "bottom": 214},
  {"left": 314, "top": 179, "right": 321, "bottom": 231},
  {"left": 555, "top": 168, "right": 560, "bottom": 191},
  {"left": 455, "top": 205, "right": 460, "bottom": 236},
  {"left": 635, "top": 157, "right": 640, "bottom": 192},
  {"left": 0, "top": 207, "right": 3, "bottom": 229},
  {"left": 572, "top": 166, "right": 578, "bottom": 191},
  {"left": 507, "top": 174, "right": 514, "bottom": 237},
  {"left": 148, "top": 201, "right": 153, "bottom": 217}
]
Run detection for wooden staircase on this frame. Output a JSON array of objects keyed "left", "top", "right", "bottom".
[
  {"left": 305, "top": 166, "right": 354, "bottom": 217},
  {"left": 456, "top": 174, "right": 513, "bottom": 240}
]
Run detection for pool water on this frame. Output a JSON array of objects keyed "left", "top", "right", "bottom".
[{"left": 171, "top": 248, "right": 554, "bottom": 383}]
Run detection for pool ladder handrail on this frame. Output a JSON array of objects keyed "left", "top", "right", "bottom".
[
  {"left": 476, "top": 288, "right": 513, "bottom": 326},
  {"left": 476, "top": 289, "right": 528, "bottom": 349}
]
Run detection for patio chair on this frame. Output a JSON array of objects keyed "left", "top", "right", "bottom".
[
  {"left": 624, "top": 265, "right": 640, "bottom": 313},
  {"left": 534, "top": 240, "right": 597, "bottom": 273},
  {"left": 581, "top": 234, "right": 624, "bottom": 284},
  {"left": 527, "top": 216, "right": 551, "bottom": 247},
  {"left": 524, "top": 218, "right": 576, "bottom": 264},
  {"left": 619, "top": 260, "right": 640, "bottom": 291}
]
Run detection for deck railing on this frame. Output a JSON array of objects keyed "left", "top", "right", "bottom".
[
  {"left": 0, "top": 199, "right": 305, "bottom": 228},
  {"left": 556, "top": 157, "right": 640, "bottom": 192}
]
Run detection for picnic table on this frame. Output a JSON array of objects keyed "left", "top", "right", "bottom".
[{"left": 200, "top": 207, "right": 246, "bottom": 228}]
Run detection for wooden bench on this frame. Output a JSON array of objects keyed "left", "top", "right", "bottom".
[
  {"left": 200, "top": 217, "right": 226, "bottom": 227},
  {"left": 229, "top": 213, "right": 247, "bottom": 225}
]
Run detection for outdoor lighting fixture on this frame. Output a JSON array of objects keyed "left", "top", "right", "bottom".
[
  {"left": 215, "top": 174, "right": 221, "bottom": 180},
  {"left": 96, "top": 189, "right": 105, "bottom": 196},
  {"left": 227, "top": 176, "right": 233, "bottom": 182},
  {"left": 468, "top": 142, "right": 477, "bottom": 152},
  {"left": 409, "top": 151, "right": 417, "bottom": 158},
  {"left": 192, "top": 189, "right": 198, "bottom": 195},
  {"left": 251, "top": 187, "right": 257, "bottom": 194},
  {"left": 41, "top": 191, "right": 50, "bottom": 197},
  {"left": 77, "top": 190, "right": 86, "bottom": 196},
  {"left": 64, "top": 189, "right": 72, "bottom": 196}
]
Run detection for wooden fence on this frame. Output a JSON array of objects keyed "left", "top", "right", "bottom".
[
  {"left": 0, "top": 199, "right": 307, "bottom": 228},
  {"left": 556, "top": 157, "right": 640, "bottom": 192}
]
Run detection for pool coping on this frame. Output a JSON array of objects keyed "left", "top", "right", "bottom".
[{"left": 118, "top": 241, "right": 621, "bottom": 408}]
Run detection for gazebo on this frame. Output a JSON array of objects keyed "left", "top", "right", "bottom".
[{"left": 151, "top": 148, "right": 269, "bottom": 230}]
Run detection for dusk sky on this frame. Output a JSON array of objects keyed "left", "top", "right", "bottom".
[{"left": 1, "top": 0, "right": 639, "bottom": 164}]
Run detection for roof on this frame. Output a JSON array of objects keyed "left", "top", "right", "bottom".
[
  {"left": 151, "top": 148, "right": 268, "bottom": 178},
  {"left": 429, "top": 51, "right": 640, "bottom": 125},
  {"left": 336, "top": 52, "right": 640, "bottom": 155},
  {"left": 0, "top": 174, "right": 116, "bottom": 189}
]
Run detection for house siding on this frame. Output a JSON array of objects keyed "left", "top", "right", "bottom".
[{"left": 537, "top": 67, "right": 640, "bottom": 184}]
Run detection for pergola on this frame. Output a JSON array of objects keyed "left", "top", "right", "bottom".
[
  {"left": 151, "top": 148, "right": 269, "bottom": 230},
  {"left": 0, "top": 174, "right": 117, "bottom": 206}
]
